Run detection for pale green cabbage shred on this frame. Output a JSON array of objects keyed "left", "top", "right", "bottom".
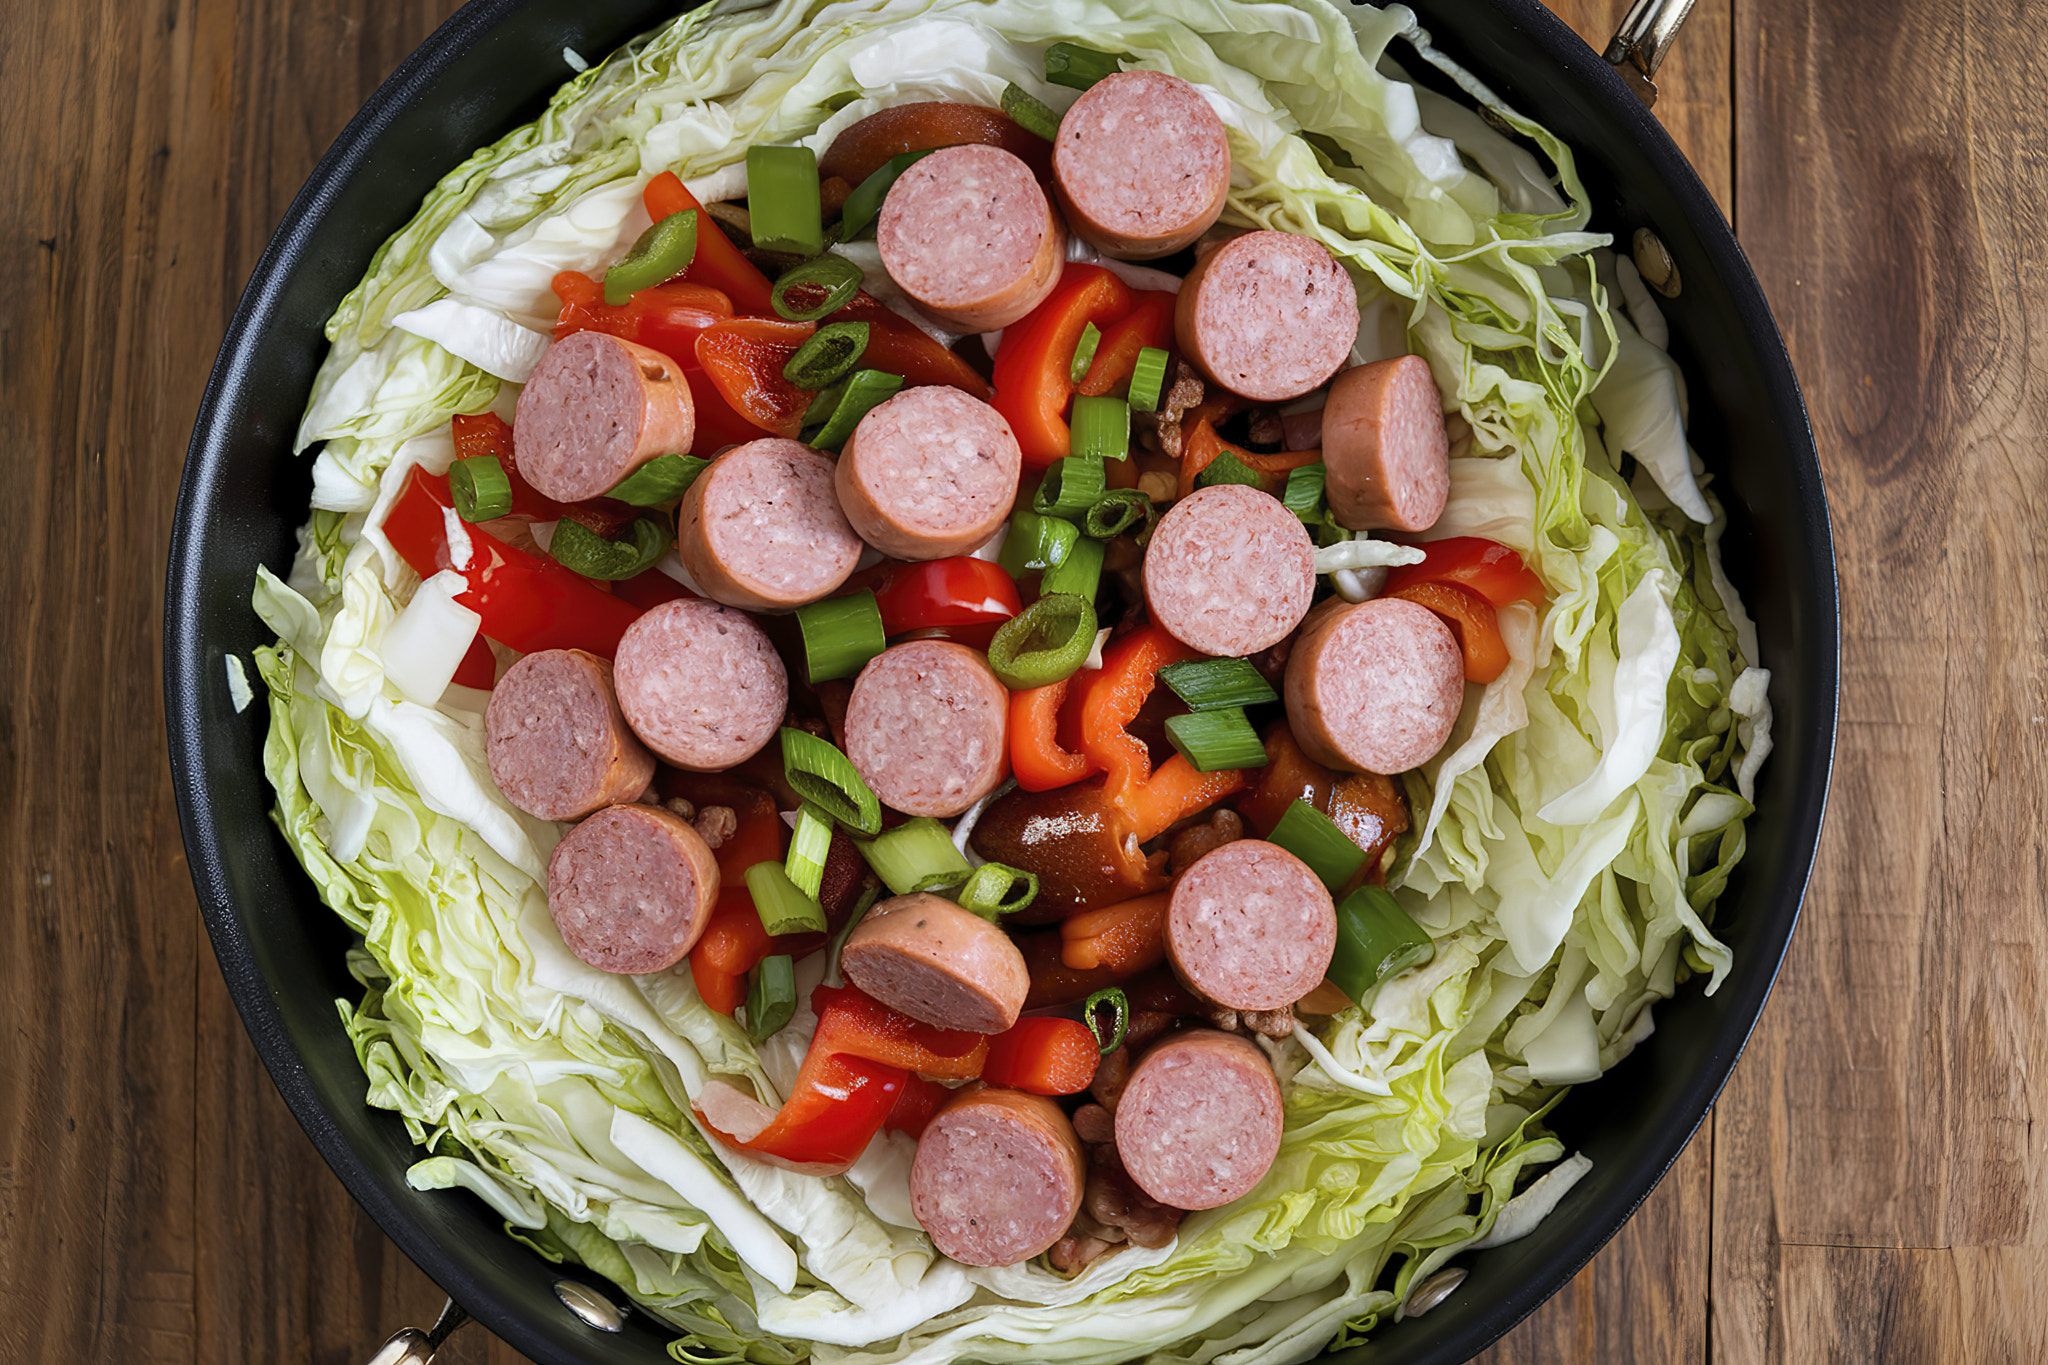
[{"left": 251, "top": 0, "right": 1771, "bottom": 1360}]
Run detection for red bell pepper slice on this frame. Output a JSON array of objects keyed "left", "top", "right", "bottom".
[
  {"left": 1382, "top": 536, "right": 1548, "bottom": 609},
  {"left": 1391, "top": 580, "right": 1512, "bottom": 684},
  {"left": 695, "top": 317, "right": 816, "bottom": 438},
  {"left": 1009, "top": 677, "right": 1095, "bottom": 792},
  {"left": 883, "top": 1074, "right": 951, "bottom": 1138},
  {"left": 451, "top": 635, "right": 497, "bottom": 690},
  {"left": 980, "top": 1018, "right": 1099, "bottom": 1095},
  {"left": 992, "top": 264, "right": 1135, "bottom": 468},
  {"left": 381, "top": 467, "right": 645, "bottom": 657},
  {"left": 451, "top": 410, "right": 514, "bottom": 463},
  {"left": 687, "top": 797, "right": 792, "bottom": 1015},
  {"left": 810, "top": 983, "right": 990, "bottom": 1080},
  {"left": 866, "top": 557, "right": 1022, "bottom": 634},
  {"left": 839, "top": 301, "right": 994, "bottom": 399},
  {"left": 695, "top": 1048, "right": 906, "bottom": 1175},
  {"left": 643, "top": 172, "right": 777, "bottom": 316},
  {"left": 1076, "top": 290, "right": 1176, "bottom": 398},
  {"left": 615, "top": 566, "right": 694, "bottom": 612},
  {"left": 1076, "top": 624, "right": 1249, "bottom": 842}
]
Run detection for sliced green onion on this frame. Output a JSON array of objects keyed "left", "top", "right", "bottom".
[
  {"left": 1069, "top": 394, "right": 1129, "bottom": 461},
  {"left": 839, "top": 148, "right": 937, "bottom": 240},
  {"left": 857, "top": 816, "right": 972, "bottom": 896},
  {"left": 786, "top": 802, "right": 835, "bottom": 899},
  {"left": 1045, "top": 41, "right": 1129, "bottom": 90},
  {"left": 986, "top": 593, "right": 1097, "bottom": 690},
  {"left": 1000, "top": 81, "right": 1062, "bottom": 141},
  {"left": 804, "top": 369, "right": 905, "bottom": 450},
  {"left": 1281, "top": 462, "right": 1327, "bottom": 522},
  {"left": 796, "top": 590, "right": 885, "bottom": 684},
  {"left": 1267, "top": 799, "right": 1368, "bottom": 892},
  {"left": 1195, "top": 448, "right": 1264, "bottom": 489},
  {"left": 1316, "top": 516, "right": 1352, "bottom": 548},
  {"left": 744, "top": 861, "right": 828, "bottom": 935},
  {"left": 1038, "top": 533, "right": 1103, "bottom": 600},
  {"left": 1128, "top": 347, "right": 1170, "bottom": 412},
  {"left": 1083, "top": 987, "right": 1129, "bottom": 1054},
  {"left": 771, "top": 253, "right": 866, "bottom": 321},
  {"left": 603, "top": 210, "right": 699, "bottom": 306},
  {"left": 745, "top": 954, "right": 798, "bottom": 1042},
  {"left": 955, "top": 863, "right": 1039, "bottom": 919},
  {"left": 449, "top": 455, "right": 512, "bottom": 522},
  {"left": 1157, "top": 657, "right": 1279, "bottom": 711},
  {"left": 783, "top": 320, "right": 869, "bottom": 388},
  {"left": 746, "top": 145, "right": 824, "bottom": 256},
  {"left": 1162, "top": 707, "right": 1268, "bottom": 773},
  {"left": 547, "top": 517, "right": 672, "bottom": 581},
  {"left": 820, "top": 90, "right": 861, "bottom": 112},
  {"left": 607, "top": 453, "right": 710, "bottom": 506},
  {"left": 1327, "top": 885, "right": 1435, "bottom": 1003},
  {"left": 779, "top": 727, "right": 882, "bottom": 836},
  {"left": 1031, "top": 458, "right": 1106, "bottom": 519},
  {"left": 1083, "top": 489, "right": 1152, "bottom": 540},
  {"left": 1069, "top": 322, "right": 1102, "bottom": 385},
  {"left": 998, "top": 507, "right": 1081, "bottom": 579}
]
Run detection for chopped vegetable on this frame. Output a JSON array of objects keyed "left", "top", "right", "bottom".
[
  {"left": 449, "top": 455, "right": 512, "bottom": 522},
  {"left": 837, "top": 148, "right": 936, "bottom": 239},
  {"left": 1281, "top": 463, "right": 1327, "bottom": 521},
  {"left": 744, "top": 954, "right": 797, "bottom": 1042},
  {"left": 1009, "top": 678, "right": 1096, "bottom": 792},
  {"left": 1381, "top": 535, "right": 1549, "bottom": 608},
  {"left": 1068, "top": 322, "right": 1102, "bottom": 384},
  {"left": 1031, "top": 458, "right": 1107, "bottom": 519},
  {"left": 1044, "top": 41, "right": 1129, "bottom": 89},
  {"left": 785, "top": 802, "right": 835, "bottom": 899},
  {"left": 1126, "top": 345, "right": 1171, "bottom": 412},
  {"left": 999, "top": 82, "right": 1061, "bottom": 142},
  {"left": 991, "top": 264, "right": 1136, "bottom": 468},
  {"left": 1077, "top": 295, "right": 1176, "bottom": 400},
  {"left": 779, "top": 728, "right": 882, "bottom": 836},
  {"left": 804, "top": 369, "right": 906, "bottom": 450},
  {"left": 782, "top": 320, "right": 869, "bottom": 388},
  {"left": 856, "top": 816, "right": 972, "bottom": 896},
  {"left": 997, "top": 507, "right": 1082, "bottom": 580},
  {"left": 1075, "top": 624, "right": 1249, "bottom": 842},
  {"left": 980, "top": 1017, "right": 1100, "bottom": 1095},
  {"left": 1059, "top": 892, "right": 1171, "bottom": 972},
  {"left": 695, "top": 316, "right": 817, "bottom": 437},
  {"left": 795, "top": 590, "right": 886, "bottom": 683},
  {"left": 546, "top": 517, "right": 673, "bottom": 582},
  {"left": 1083, "top": 987, "right": 1129, "bottom": 1053},
  {"left": 745, "top": 861, "right": 828, "bottom": 935},
  {"left": 1037, "top": 533, "right": 1103, "bottom": 601},
  {"left": 603, "top": 210, "right": 699, "bottom": 305},
  {"left": 1267, "top": 799, "right": 1369, "bottom": 892},
  {"left": 745, "top": 144, "right": 825, "bottom": 255},
  {"left": 1326, "top": 885, "right": 1436, "bottom": 1004},
  {"left": 607, "top": 453, "right": 710, "bottom": 506},
  {"left": 1068, "top": 394, "right": 1130, "bottom": 461},
  {"left": 642, "top": 172, "right": 774, "bottom": 315},
  {"left": 954, "top": 862, "right": 1040, "bottom": 919},
  {"left": 867, "top": 556, "right": 1022, "bottom": 634},
  {"left": 694, "top": 1048, "right": 903, "bottom": 1175},
  {"left": 1082, "top": 489, "right": 1151, "bottom": 540},
  {"left": 986, "top": 592, "right": 1097, "bottom": 689},
  {"left": 1157, "top": 657, "right": 1279, "bottom": 711},
  {"left": 1391, "top": 580, "right": 1512, "bottom": 684},
  {"left": 811, "top": 983, "right": 990, "bottom": 1080},
  {"left": 771, "top": 254, "right": 867, "bottom": 320},
  {"left": 1163, "top": 708, "right": 1268, "bottom": 772}
]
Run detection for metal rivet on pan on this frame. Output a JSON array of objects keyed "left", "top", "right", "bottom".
[
  {"left": 1404, "top": 1266, "right": 1469, "bottom": 1317},
  {"left": 554, "top": 1279, "right": 627, "bottom": 1332},
  {"left": 366, "top": 1328, "right": 437, "bottom": 1365},
  {"left": 1632, "top": 227, "right": 1682, "bottom": 298}
]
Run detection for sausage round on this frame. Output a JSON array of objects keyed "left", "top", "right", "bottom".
[
  {"left": 1322, "top": 355, "right": 1451, "bottom": 533},
  {"left": 485, "top": 649, "right": 654, "bottom": 821},
  {"left": 1166, "top": 840, "right": 1336, "bottom": 1011},
  {"left": 513, "top": 330, "right": 696, "bottom": 502},
  {"left": 677, "top": 438, "right": 863, "bottom": 612},
  {"left": 613, "top": 598, "right": 788, "bottom": 772},
  {"left": 1174, "top": 230, "right": 1359, "bottom": 402},
  {"left": 1114, "top": 1029, "right": 1283, "bottom": 1211},
  {"left": 545, "top": 804, "right": 719, "bottom": 974},
  {"left": 911, "top": 1087, "right": 1085, "bottom": 1266},
  {"left": 1052, "top": 71, "right": 1231, "bottom": 261},
  {"left": 1284, "top": 597, "right": 1464, "bottom": 774},
  {"left": 836, "top": 387, "right": 1022, "bottom": 560},
  {"left": 878, "top": 144, "right": 1066, "bottom": 332},
  {"left": 843, "top": 640, "right": 1009, "bottom": 817},
  {"left": 1142, "top": 483, "right": 1315, "bottom": 657},
  {"left": 839, "top": 892, "right": 1029, "bottom": 1034}
]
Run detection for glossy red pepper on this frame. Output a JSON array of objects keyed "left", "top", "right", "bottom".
[
  {"left": 991, "top": 264, "right": 1135, "bottom": 468},
  {"left": 643, "top": 172, "right": 777, "bottom": 316},
  {"left": 614, "top": 567, "right": 693, "bottom": 612},
  {"left": 1382, "top": 536, "right": 1548, "bottom": 609},
  {"left": 695, "top": 317, "right": 816, "bottom": 438},
  {"left": 866, "top": 557, "right": 1022, "bottom": 634},
  {"left": 980, "top": 1018, "right": 1099, "bottom": 1095},
  {"left": 883, "top": 1075, "right": 950, "bottom": 1138},
  {"left": 810, "top": 983, "right": 990, "bottom": 1080},
  {"left": 696, "top": 1048, "right": 906, "bottom": 1175},
  {"left": 451, "top": 635, "right": 497, "bottom": 690},
  {"left": 1009, "top": 677, "right": 1095, "bottom": 792},
  {"left": 686, "top": 798, "right": 789, "bottom": 1015},
  {"left": 1076, "top": 624, "right": 1249, "bottom": 842},
  {"left": 381, "top": 467, "right": 645, "bottom": 657},
  {"left": 1076, "top": 290, "right": 1176, "bottom": 398}
]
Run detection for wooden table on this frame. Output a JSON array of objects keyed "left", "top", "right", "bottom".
[{"left": 3, "top": 0, "right": 2031, "bottom": 1360}]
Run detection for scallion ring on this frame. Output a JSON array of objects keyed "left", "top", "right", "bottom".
[
  {"left": 1282, "top": 462, "right": 1327, "bottom": 522},
  {"left": 547, "top": 516, "right": 672, "bottom": 581},
  {"left": 745, "top": 954, "right": 798, "bottom": 1042},
  {"left": 449, "top": 455, "right": 512, "bottom": 522},
  {"left": 997, "top": 507, "right": 1081, "bottom": 579},
  {"left": 1162, "top": 707, "right": 1269, "bottom": 774},
  {"left": 986, "top": 593, "right": 1097, "bottom": 690},
  {"left": 1083, "top": 488, "right": 1151, "bottom": 540},
  {"left": 782, "top": 321, "right": 870, "bottom": 389},
  {"left": 1083, "top": 987, "right": 1130, "bottom": 1055},
  {"left": 1157, "top": 657, "right": 1279, "bottom": 711},
  {"left": 1037, "top": 533, "right": 1103, "bottom": 601},
  {"left": 1128, "top": 346, "right": 1170, "bottom": 412},
  {"left": 607, "top": 453, "right": 709, "bottom": 506},
  {"left": 1045, "top": 41, "right": 1130, "bottom": 90},
  {"left": 771, "top": 254, "right": 866, "bottom": 322},
  {"left": 1267, "top": 799, "right": 1369, "bottom": 892},
  {"left": 1031, "top": 457, "right": 1107, "bottom": 519},
  {"left": 855, "top": 816, "right": 972, "bottom": 896},
  {"left": 955, "top": 862, "right": 1039, "bottom": 919},
  {"left": 803, "top": 369, "right": 904, "bottom": 450},
  {"left": 744, "top": 862, "right": 827, "bottom": 936},
  {"left": 1069, "top": 321, "right": 1102, "bottom": 385},
  {"left": 785, "top": 802, "right": 835, "bottom": 899},
  {"left": 1000, "top": 82, "right": 1062, "bottom": 142},
  {"left": 779, "top": 727, "right": 882, "bottom": 835}
]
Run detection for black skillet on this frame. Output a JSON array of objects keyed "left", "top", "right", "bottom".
[{"left": 164, "top": 0, "right": 1838, "bottom": 1359}]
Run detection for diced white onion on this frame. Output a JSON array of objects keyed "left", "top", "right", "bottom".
[{"left": 381, "top": 571, "right": 481, "bottom": 707}]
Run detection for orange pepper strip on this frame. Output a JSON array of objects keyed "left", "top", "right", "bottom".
[
  {"left": 643, "top": 172, "right": 776, "bottom": 316},
  {"left": 1059, "top": 892, "right": 1171, "bottom": 972},
  {"left": 991, "top": 264, "right": 1135, "bottom": 468},
  {"left": 1010, "top": 678, "right": 1096, "bottom": 792},
  {"left": 1076, "top": 291, "right": 1176, "bottom": 398},
  {"left": 810, "top": 983, "right": 990, "bottom": 1080},
  {"left": 1075, "top": 624, "right": 1248, "bottom": 842},
  {"left": 1180, "top": 419, "right": 1325, "bottom": 498},
  {"left": 980, "top": 1018, "right": 1100, "bottom": 1095},
  {"left": 1390, "top": 581, "right": 1511, "bottom": 684}
]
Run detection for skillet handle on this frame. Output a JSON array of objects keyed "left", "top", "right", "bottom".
[
  {"left": 364, "top": 1298, "right": 470, "bottom": 1365},
  {"left": 1604, "top": 0, "right": 1697, "bottom": 108}
]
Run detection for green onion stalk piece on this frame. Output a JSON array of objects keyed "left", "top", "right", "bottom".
[
  {"left": 607, "top": 453, "right": 710, "bottom": 506},
  {"left": 785, "top": 802, "right": 835, "bottom": 899},
  {"left": 603, "top": 209, "right": 700, "bottom": 305},
  {"left": 795, "top": 590, "right": 886, "bottom": 684},
  {"left": 779, "top": 727, "right": 883, "bottom": 835},
  {"left": 1157, "top": 657, "right": 1279, "bottom": 711},
  {"left": 1327, "top": 885, "right": 1436, "bottom": 1003},
  {"left": 1045, "top": 41, "right": 1130, "bottom": 90},
  {"left": 998, "top": 507, "right": 1081, "bottom": 579},
  {"left": 771, "top": 254, "right": 866, "bottom": 321},
  {"left": 1195, "top": 447, "right": 1264, "bottom": 489},
  {"left": 1266, "top": 799, "right": 1369, "bottom": 892},
  {"left": 803, "top": 369, "right": 905, "bottom": 450},
  {"left": 839, "top": 148, "right": 936, "bottom": 240},
  {"left": 745, "top": 954, "right": 798, "bottom": 1042},
  {"left": 1281, "top": 462, "right": 1327, "bottom": 522},
  {"left": 1069, "top": 321, "right": 1102, "bottom": 385},
  {"left": 856, "top": 816, "right": 972, "bottom": 897},
  {"left": 1000, "top": 82, "right": 1062, "bottom": 142},
  {"left": 783, "top": 320, "right": 870, "bottom": 389},
  {"left": 1162, "top": 707, "right": 1268, "bottom": 773},
  {"left": 1038, "top": 533, "right": 1104, "bottom": 601},
  {"left": 954, "top": 862, "right": 1040, "bottom": 919},
  {"left": 1128, "top": 346, "right": 1170, "bottom": 412},
  {"left": 1083, "top": 987, "right": 1130, "bottom": 1054},
  {"left": 450, "top": 455, "right": 512, "bottom": 522},
  {"left": 1069, "top": 393, "right": 1130, "bottom": 461},
  {"left": 547, "top": 517, "right": 672, "bottom": 581},
  {"left": 746, "top": 145, "right": 824, "bottom": 255},
  {"left": 1031, "top": 457, "right": 1107, "bottom": 519},
  {"left": 744, "top": 861, "right": 828, "bottom": 936},
  {"left": 986, "top": 593, "right": 1098, "bottom": 690},
  {"left": 1083, "top": 488, "right": 1152, "bottom": 540}
]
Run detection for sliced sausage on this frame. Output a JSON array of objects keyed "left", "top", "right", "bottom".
[
  {"left": 1284, "top": 597, "right": 1464, "bottom": 774},
  {"left": 614, "top": 598, "right": 788, "bottom": 772},
  {"left": 910, "top": 1087, "right": 1085, "bottom": 1266},
  {"left": 839, "top": 892, "right": 1029, "bottom": 1034},
  {"left": 1166, "top": 840, "right": 1335, "bottom": 1011},
  {"left": 1052, "top": 71, "right": 1231, "bottom": 261},
  {"left": 1142, "top": 483, "right": 1315, "bottom": 657},
  {"left": 843, "top": 641, "right": 1009, "bottom": 817},
  {"left": 836, "top": 387, "right": 1022, "bottom": 560},
  {"left": 677, "top": 438, "right": 862, "bottom": 612},
  {"left": 546, "top": 804, "right": 719, "bottom": 974},
  {"left": 485, "top": 649, "right": 654, "bottom": 821},
  {"left": 878, "top": 144, "right": 1066, "bottom": 332},
  {"left": 1322, "top": 355, "right": 1451, "bottom": 532},
  {"left": 1114, "top": 1029, "right": 1282, "bottom": 1211},
  {"left": 1174, "top": 230, "right": 1359, "bottom": 402},
  {"left": 513, "top": 330, "right": 695, "bottom": 502}
]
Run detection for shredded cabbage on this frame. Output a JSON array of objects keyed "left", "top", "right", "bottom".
[{"left": 252, "top": 0, "right": 1773, "bottom": 1360}]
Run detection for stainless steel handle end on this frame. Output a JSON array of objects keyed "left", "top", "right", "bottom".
[
  {"left": 364, "top": 1298, "right": 470, "bottom": 1365},
  {"left": 1604, "top": 0, "right": 1699, "bottom": 108}
]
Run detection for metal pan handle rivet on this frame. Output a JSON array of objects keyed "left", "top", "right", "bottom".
[
  {"left": 1632, "top": 227, "right": 1683, "bottom": 298},
  {"left": 1402, "top": 1265, "right": 1469, "bottom": 1318},
  {"left": 555, "top": 1278, "right": 628, "bottom": 1332},
  {"left": 1604, "top": 0, "right": 1698, "bottom": 108},
  {"left": 364, "top": 1298, "right": 469, "bottom": 1365}
]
